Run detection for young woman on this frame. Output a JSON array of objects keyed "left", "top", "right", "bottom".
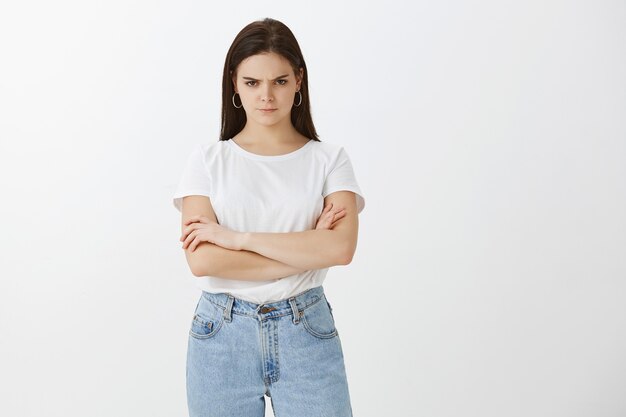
[{"left": 173, "top": 17, "right": 365, "bottom": 417}]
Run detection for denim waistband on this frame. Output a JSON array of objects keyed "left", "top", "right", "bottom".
[{"left": 200, "top": 285, "right": 326, "bottom": 323}]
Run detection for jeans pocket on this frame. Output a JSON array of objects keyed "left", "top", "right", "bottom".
[
  {"left": 301, "top": 295, "right": 338, "bottom": 339},
  {"left": 189, "top": 295, "right": 225, "bottom": 339}
]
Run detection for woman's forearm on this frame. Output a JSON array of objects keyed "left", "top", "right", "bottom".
[
  {"left": 240, "top": 229, "right": 348, "bottom": 271},
  {"left": 185, "top": 241, "right": 307, "bottom": 281}
]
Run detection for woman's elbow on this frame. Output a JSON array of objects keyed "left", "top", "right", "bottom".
[
  {"left": 190, "top": 263, "right": 208, "bottom": 277},
  {"left": 187, "top": 257, "right": 208, "bottom": 277},
  {"left": 185, "top": 244, "right": 216, "bottom": 277},
  {"left": 338, "top": 242, "right": 357, "bottom": 265}
]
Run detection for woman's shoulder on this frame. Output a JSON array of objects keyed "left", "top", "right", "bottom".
[
  {"left": 194, "top": 139, "right": 229, "bottom": 155},
  {"left": 308, "top": 139, "right": 345, "bottom": 156},
  {"left": 309, "top": 141, "right": 358, "bottom": 168}
]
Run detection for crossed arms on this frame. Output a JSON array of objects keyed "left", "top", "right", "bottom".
[{"left": 180, "top": 191, "right": 359, "bottom": 281}]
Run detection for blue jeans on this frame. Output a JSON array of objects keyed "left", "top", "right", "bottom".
[{"left": 186, "top": 285, "right": 353, "bottom": 417}]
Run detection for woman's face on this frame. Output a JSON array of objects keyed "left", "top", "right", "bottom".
[{"left": 232, "top": 52, "right": 303, "bottom": 127}]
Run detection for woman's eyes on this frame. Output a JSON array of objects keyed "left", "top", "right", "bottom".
[{"left": 245, "top": 80, "right": 287, "bottom": 87}]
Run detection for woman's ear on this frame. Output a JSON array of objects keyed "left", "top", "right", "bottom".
[
  {"left": 297, "top": 67, "right": 304, "bottom": 90},
  {"left": 231, "top": 71, "right": 238, "bottom": 93}
]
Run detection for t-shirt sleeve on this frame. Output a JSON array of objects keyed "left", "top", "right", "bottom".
[
  {"left": 172, "top": 144, "right": 212, "bottom": 212},
  {"left": 322, "top": 146, "right": 365, "bottom": 214}
]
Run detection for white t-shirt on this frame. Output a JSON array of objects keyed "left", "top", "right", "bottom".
[{"left": 173, "top": 138, "right": 365, "bottom": 304}]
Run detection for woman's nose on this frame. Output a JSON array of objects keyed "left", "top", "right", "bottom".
[{"left": 261, "top": 85, "right": 274, "bottom": 101}]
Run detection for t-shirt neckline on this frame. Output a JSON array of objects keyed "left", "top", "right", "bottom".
[{"left": 227, "top": 138, "right": 313, "bottom": 161}]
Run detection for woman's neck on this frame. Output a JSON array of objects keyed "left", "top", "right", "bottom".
[{"left": 234, "top": 123, "right": 307, "bottom": 148}]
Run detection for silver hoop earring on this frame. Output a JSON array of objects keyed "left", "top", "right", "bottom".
[
  {"left": 293, "top": 90, "right": 302, "bottom": 107},
  {"left": 232, "top": 92, "right": 242, "bottom": 109}
]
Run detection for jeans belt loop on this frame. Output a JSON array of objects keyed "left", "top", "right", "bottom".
[
  {"left": 288, "top": 297, "right": 300, "bottom": 325},
  {"left": 224, "top": 294, "right": 234, "bottom": 322}
]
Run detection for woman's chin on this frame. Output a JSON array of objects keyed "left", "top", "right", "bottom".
[{"left": 252, "top": 116, "right": 286, "bottom": 127}]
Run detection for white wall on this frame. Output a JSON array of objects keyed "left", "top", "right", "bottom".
[{"left": 1, "top": 1, "right": 624, "bottom": 416}]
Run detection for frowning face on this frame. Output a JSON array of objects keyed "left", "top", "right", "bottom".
[{"left": 232, "top": 52, "right": 303, "bottom": 127}]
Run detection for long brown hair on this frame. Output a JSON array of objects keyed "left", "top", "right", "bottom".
[{"left": 219, "top": 18, "right": 320, "bottom": 142}]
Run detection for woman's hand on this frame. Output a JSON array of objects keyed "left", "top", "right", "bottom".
[
  {"left": 180, "top": 215, "right": 245, "bottom": 252},
  {"left": 315, "top": 202, "right": 346, "bottom": 230}
]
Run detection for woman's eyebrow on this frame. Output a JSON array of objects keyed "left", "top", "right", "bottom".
[{"left": 242, "top": 74, "right": 289, "bottom": 81}]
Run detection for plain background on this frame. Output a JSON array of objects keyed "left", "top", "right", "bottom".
[{"left": 1, "top": 1, "right": 625, "bottom": 416}]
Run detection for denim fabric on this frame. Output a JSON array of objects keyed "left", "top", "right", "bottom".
[{"left": 186, "top": 285, "right": 353, "bottom": 417}]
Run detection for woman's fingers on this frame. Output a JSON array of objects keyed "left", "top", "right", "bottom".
[
  {"left": 330, "top": 209, "right": 347, "bottom": 227},
  {"left": 319, "top": 203, "right": 332, "bottom": 217},
  {"left": 332, "top": 209, "right": 346, "bottom": 221},
  {"left": 329, "top": 208, "right": 346, "bottom": 220},
  {"left": 316, "top": 207, "right": 347, "bottom": 230},
  {"left": 180, "top": 222, "right": 202, "bottom": 241},
  {"left": 189, "top": 235, "right": 201, "bottom": 252},
  {"left": 182, "top": 229, "right": 197, "bottom": 249},
  {"left": 315, "top": 209, "right": 332, "bottom": 230},
  {"left": 316, "top": 204, "right": 333, "bottom": 222},
  {"left": 314, "top": 203, "right": 347, "bottom": 230},
  {"left": 183, "top": 215, "right": 210, "bottom": 226}
]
